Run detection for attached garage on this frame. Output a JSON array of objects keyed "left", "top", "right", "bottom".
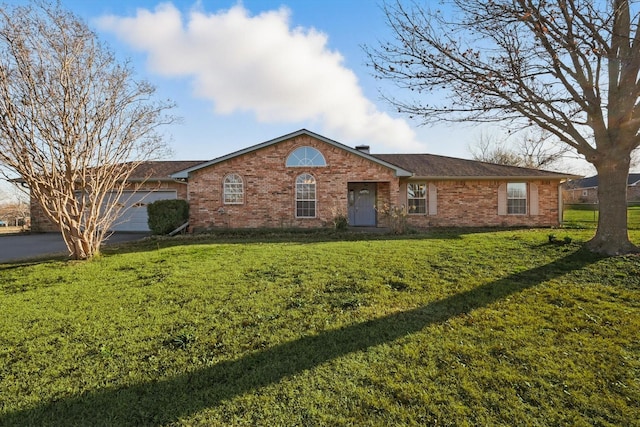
[
  {"left": 27, "top": 161, "right": 201, "bottom": 233},
  {"left": 110, "top": 190, "right": 177, "bottom": 232}
]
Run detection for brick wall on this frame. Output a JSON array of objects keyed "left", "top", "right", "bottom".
[
  {"left": 187, "top": 134, "right": 400, "bottom": 231},
  {"left": 30, "top": 197, "right": 58, "bottom": 232},
  {"left": 405, "top": 179, "right": 562, "bottom": 228}
]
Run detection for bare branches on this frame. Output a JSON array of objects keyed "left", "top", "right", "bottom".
[
  {"left": 368, "top": 0, "right": 640, "bottom": 254},
  {"left": 469, "top": 128, "right": 571, "bottom": 169},
  {"left": 365, "top": 0, "right": 640, "bottom": 159},
  {"left": 0, "top": 1, "right": 176, "bottom": 259}
]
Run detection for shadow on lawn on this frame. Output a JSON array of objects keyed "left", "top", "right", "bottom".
[{"left": 1, "top": 248, "right": 602, "bottom": 426}]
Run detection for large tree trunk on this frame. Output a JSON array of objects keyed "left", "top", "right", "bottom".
[
  {"left": 60, "top": 227, "right": 98, "bottom": 260},
  {"left": 586, "top": 159, "right": 639, "bottom": 255}
]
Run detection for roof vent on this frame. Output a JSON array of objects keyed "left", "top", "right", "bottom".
[{"left": 355, "top": 145, "right": 370, "bottom": 154}]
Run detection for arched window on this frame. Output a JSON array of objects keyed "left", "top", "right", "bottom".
[
  {"left": 295, "top": 173, "right": 316, "bottom": 218},
  {"left": 286, "top": 146, "right": 326, "bottom": 167},
  {"left": 223, "top": 174, "right": 244, "bottom": 204}
]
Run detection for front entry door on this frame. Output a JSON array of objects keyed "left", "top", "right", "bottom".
[{"left": 348, "top": 183, "right": 377, "bottom": 226}]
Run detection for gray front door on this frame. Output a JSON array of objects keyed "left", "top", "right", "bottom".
[{"left": 348, "top": 183, "right": 377, "bottom": 226}]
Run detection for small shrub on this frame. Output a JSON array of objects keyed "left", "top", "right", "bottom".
[
  {"left": 330, "top": 204, "right": 349, "bottom": 231},
  {"left": 333, "top": 214, "right": 348, "bottom": 231},
  {"left": 147, "top": 199, "right": 189, "bottom": 235},
  {"left": 376, "top": 203, "right": 409, "bottom": 234}
]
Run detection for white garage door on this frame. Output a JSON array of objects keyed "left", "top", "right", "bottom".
[{"left": 110, "top": 191, "right": 178, "bottom": 232}]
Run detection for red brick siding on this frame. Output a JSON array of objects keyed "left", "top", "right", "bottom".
[
  {"left": 187, "top": 134, "right": 400, "bottom": 230},
  {"left": 30, "top": 197, "right": 58, "bottom": 232},
  {"left": 405, "top": 179, "right": 561, "bottom": 228}
]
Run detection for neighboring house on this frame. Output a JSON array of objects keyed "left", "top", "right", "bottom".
[
  {"left": 171, "top": 129, "right": 576, "bottom": 231},
  {"left": 30, "top": 160, "right": 202, "bottom": 232},
  {"left": 563, "top": 174, "right": 640, "bottom": 204}
]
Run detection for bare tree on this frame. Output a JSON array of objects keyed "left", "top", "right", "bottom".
[
  {"left": 469, "top": 131, "right": 524, "bottom": 166},
  {"left": 470, "top": 129, "right": 571, "bottom": 169},
  {"left": 0, "top": 2, "right": 175, "bottom": 259},
  {"left": 366, "top": 0, "right": 640, "bottom": 255},
  {"left": 0, "top": 199, "right": 30, "bottom": 228},
  {"left": 516, "top": 129, "right": 573, "bottom": 169}
]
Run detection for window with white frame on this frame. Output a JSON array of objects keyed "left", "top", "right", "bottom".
[
  {"left": 507, "top": 182, "right": 527, "bottom": 214},
  {"left": 223, "top": 174, "right": 244, "bottom": 204},
  {"left": 407, "top": 183, "right": 427, "bottom": 214},
  {"left": 286, "top": 146, "right": 326, "bottom": 167},
  {"left": 295, "top": 173, "right": 316, "bottom": 217}
]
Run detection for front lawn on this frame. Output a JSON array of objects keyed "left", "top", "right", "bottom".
[{"left": 1, "top": 229, "right": 639, "bottom": 426}]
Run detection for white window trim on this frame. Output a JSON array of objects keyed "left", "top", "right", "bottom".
[
  {"left": 286, "top": 146, "right": 327, "bottom": 167},
  {"left": 507, "top": 182, "right": 527, "bottom": 215},
  {"left": 223, "top": 173, "right": 244, "bottom": 205},
  {"left": 295, "top": 173, "right": 317, "bottom": 218},
  {"left": 407, "top": 182, "right": 427, "bottom": 215}
]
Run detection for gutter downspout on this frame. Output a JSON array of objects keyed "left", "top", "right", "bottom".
[{"left": 558, "top": 181, "right": 564, "bottom": 226}]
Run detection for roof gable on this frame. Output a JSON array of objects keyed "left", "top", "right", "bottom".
[{"left": 171, "top": 129, "right": 413, "bottom": 178}]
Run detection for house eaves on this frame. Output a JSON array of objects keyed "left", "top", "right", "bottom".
[
  {"left": 373, "top": 153, "right": 579, "bottom": 181},
  {"left": 8, "top": 160, "right": 205, "bottom": 187},
  {"left": 171, "top": 129, "right": 413, "bottom": 179},
  {"left": 407, "top": 174, "right": 580, "bottom": 181}
]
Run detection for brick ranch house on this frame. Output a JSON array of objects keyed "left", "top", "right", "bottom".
[
  {"left": 174, "top": 129, "right": 575, "bottom": 231},
  {"left": 29, "top": 129, "right": 577, "bottom": 232}
]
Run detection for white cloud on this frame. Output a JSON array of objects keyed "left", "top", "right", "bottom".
[{"left": 97, "top": 2, "right": 425, "bottom": 152}]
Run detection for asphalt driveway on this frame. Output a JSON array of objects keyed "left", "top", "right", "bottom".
[{"left": 0, "top": 232, "right": 148, "bottom": 263}]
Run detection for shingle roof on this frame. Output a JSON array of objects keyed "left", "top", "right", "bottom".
[
  {"left": 127, "top": 161, "right": 204, "bottom": 181},
  {"left": 372, "top": 154, "right": 575, "bottom": 179},
  {"left": 565, "top": 173, "right": 640, "bottom": 189},
  {"left": 167, "top": 130, "right": 578, "bottom": 180},
  {"left": 9, "top": 160, "right": 205, "bottom": 185}
]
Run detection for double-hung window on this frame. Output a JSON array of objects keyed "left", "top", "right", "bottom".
[
  {"left": 295, "top": 173, "right": 316, "bottom": 217},
  {"left": 223, "top": 174, "right": 244, "bottom": 204},
  {"left": 407, "top": 183, "right": 427, "bottom": 214},
  {"left": 507, "top": 183, "right": 527, "bottom": 214}
]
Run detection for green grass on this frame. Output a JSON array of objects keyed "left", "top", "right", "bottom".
[
  {"left": 563, "top": 205, "right": 640, "bottom": 229},
  {"left": 1, "top": 229, "right": 639, "bottom": 426}
]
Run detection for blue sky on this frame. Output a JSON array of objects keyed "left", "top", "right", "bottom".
[
  {"left": 1, "top": 0, "right": 600, "bottom": 178},
  {"left": 11, "top": 0, "right": 487, "bottom": 163}
]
